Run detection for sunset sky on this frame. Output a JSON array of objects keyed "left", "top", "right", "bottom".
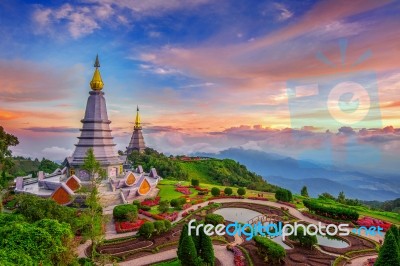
[{"left": 1, "top": 0, "right": 399, "bottom": 173}]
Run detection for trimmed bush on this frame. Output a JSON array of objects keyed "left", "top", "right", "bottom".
[
  {"left": 275, "top": 188, "right": 292, "bottom": 202},
  {"left": 139, "top": 222, "right": 154, "bottom": 239},
  {"left": 205, "top": 213, "right": 224, "bottom": 225},
  {"left": 237, "top": 187, "right": 246, "bottom": 196},
  {"left": 288, "top": 227, "right": 317, "bottom": 249},
  {"left": 254, "top": 236, "right": 285, "bottom": 265},
  {"left": 139, "top": 205, "right": 151, "bottom": 211},
  {"left": 224, "top": 187, "right": 233, "bottom": 196},
  {"left": 211, "top": 187, "right": 221, "bottom": 197},
  {"left": 163, "top": 220, "right": 172, "bottom": 231},
  {"left": 113, "top": 204, "right": 138, "bottom": 221},
  {"left": 191, "top": 179, "right": 200, "bottom": 187},
  {"left": 154, "top": 220, "right": 166, "bottom": 234},
  {"left": 303, "top": 199, "right": 359, "bottom": 221},
  {"left": 158, "top": 200, "right": 170, "bottom": 213}
]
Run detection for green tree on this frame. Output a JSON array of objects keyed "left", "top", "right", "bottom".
[
  {"left": 177, "top": 224, "right": 189, "bottom": 258},
  {"left": 139, "top": 222, "right": 154, "bottom": 239},
  {"left": 0, "top": 127, "right": 19, "bottom": 188},
  {"left": 375, "top": 232, "right": 400, "bottom": 266},
  {"left": 301, "top": 186, "right": 309, "bottom": 197},
  {"left": 158, "top": 199, "right": 170, "bottom": 213},
  {"left": 179, "top": 234, "right": 199, "bottom": 266},
  {"left": 163, "top": 220, "right": 172, "bottom": 231},
  {"left": 154, "top": 220, "right": 166, "bottom": 234},
  {"left": 199, "top": 228, "right": 215, "bottom": 266},
  {"left": 338, "top": 191, "right": 346, "bottom": 204},
  {"left": 38, "top": 158, "right": 60, "bottom": 174},
  {"left": 80, "top": 148, "right": 106, "bottom": 259},
  {"left": 211, "top": 187, "right": 220, "bottom": 197},
  {"left": 237, "top": 187, "right": 246, "bottom": 196},
  {"left": 224, "top": 187, "right": 233, "bottom": 195}
]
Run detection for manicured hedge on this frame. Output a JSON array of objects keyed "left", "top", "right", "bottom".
[
  {"left": 113, "top": 204, "right": 138, "bottom": 221},
  {"left": 205, "top": 213, "right": 224, "bottom": 225},
  {"left": 303, "top": 199, "right": 359, "bottom": 221},
  {"left": 275, "top": 188, "right": 292, "bottom": 202},
  {"left": 253, "top": 236, "right": 285, "bottom": 265}
]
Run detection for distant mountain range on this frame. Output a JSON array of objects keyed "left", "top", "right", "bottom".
[{"left": 195, "top": 148, "right": 400, "bottom": 201}]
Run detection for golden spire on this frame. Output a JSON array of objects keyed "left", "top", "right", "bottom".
[
  {"left": 134, "top": 105, "right": 141, "bottom": 129},
  {"left": 90, "top": 54, "right": 104, "bottom": 91}
]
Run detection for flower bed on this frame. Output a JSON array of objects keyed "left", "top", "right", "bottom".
[
  {"left": 141, "top": 196, "right": 160, "bottom": 207},
  {"left": 139, "top": 209, "right": 164, "bottom": 220},
  {"left": 175, "top": 186, "right": 191, "bottom": 195},
  {"left": 159, "top": 212, "right": 178, "bottom": 222},
  {"left": 356, "top": 217, "right": 391, "bottom": 231},
  {"left": 194, "top": 186, "right": 209, "bottom": 192},
  {"left": 226, "top": 245, "right": 245, "bottom": 266},
  {"left": 248, "top": 196, "right": 269, "bottom": 201},
  {"left": 182, "top": 203, "right": 192, "bottom": 210},
  {"left": 115, "top": 219, "right": 147, "bottom": 233}
]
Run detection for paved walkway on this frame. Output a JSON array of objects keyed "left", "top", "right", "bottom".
[
  {"left": 117, "top": 245, "right": 233, "bottom": 266},
  {"left": 77, "top": 240, "right": 91, "bottom": 258},
  {"left": 346, "top": 254, "right": 377, "bottom": 265}
]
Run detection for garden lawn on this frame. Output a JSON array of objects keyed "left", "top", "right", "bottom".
[
  {"left": 157, "top": 182, "right": 192, "bottom": 201},
  {"left": 158, "top": 179, "right": 275, "bottom": 200}
]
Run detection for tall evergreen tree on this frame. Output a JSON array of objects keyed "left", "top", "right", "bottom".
[
  {"left": 338, "top": 191, "right": 346, "bottom": 203},
  {"left": 199, "top": 228, "right": 215, "bottom": 266},
  {"left": 375, "top": 232, "right": 400, "bottom": 266},
  {"left": 177, "top": 224, "right": 189, "bottom": 258},
  {"left": 300, "top": 186, "right": 309, "bottom": 197},
  {"left": 179, "top": 234, "right": 198, "bottom": 266}
]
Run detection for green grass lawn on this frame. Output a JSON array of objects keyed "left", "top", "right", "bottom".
[{"left": 177, "top": 161, "right": 218, "bottom": 184}]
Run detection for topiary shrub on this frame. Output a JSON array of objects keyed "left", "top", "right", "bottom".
[
  {"left": 139, "top": 205, "right": 151, "bottom": 211},
  {"left": 191, "top": 179, "right": 200, "bottom": 187},
  {"left": 288, "top": 227, "right": 317, "bottom": 249},
  {"left": 237, "top": 187, "right": 246, "bottom": 196},
  {"left": 211, "top": 187, "right": 221, "bottom": 197},
  {"left": 163, "top": 220, "right": 172, "bottom": 231},
  {"left": 205, "top": 213, "right": 224, "bottom": 225},
  {"left": 275, "top": 188, "right": 292, "bottom": 202},
  {"left": 254, "top": 236, "right": 286, "bottom": 265},
  {"left": 139, "top": 222, "right": 154, "bottom": 239},
  {"left": 224, "top": 187, "right": 233, "bottom": 196},
  {"left": 154, "top": 220, "right": 166, "bottom": 234},
  {"left": 113, "top": 204, "right": 138, "bottom": 221}
]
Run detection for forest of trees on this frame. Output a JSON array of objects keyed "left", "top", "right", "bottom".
[{"left": 128, "top": 148, "right": 280, "bottom": 192}]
